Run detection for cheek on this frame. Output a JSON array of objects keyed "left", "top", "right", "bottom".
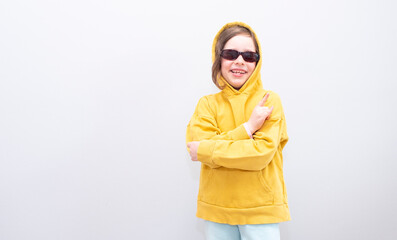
[
  {"left": 221, "top": 59, "right": 228, "bottom": 68},
  {"left": 247, "top": 63, "right": 257, "bottom": 74},
  {"left": 220, "top": 60, "right": 230, "bottom": 74}
]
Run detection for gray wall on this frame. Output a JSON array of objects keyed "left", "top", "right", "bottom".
[{"left": 1, "top": 0, "right": 396, "bottom": 239}]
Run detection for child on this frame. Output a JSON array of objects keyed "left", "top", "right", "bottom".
[{"left": 186, "top": 22, "right": 290, "bottom": 240}]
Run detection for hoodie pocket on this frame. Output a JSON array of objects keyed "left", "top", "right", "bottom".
[
  {"left": 199, "top": 168, "right": 274, "bottom": 208},
  {"left": 258, "top": 171, "right": 272, "bottom": 193}
]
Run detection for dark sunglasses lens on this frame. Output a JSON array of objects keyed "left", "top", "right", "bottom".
[
  {"left": 221, "top": 50, "right": 259, "bottom": 62},
  {"left": 221, "top": 50, "right": 238, "bottom": 60},
  {"left": 242, "top": 52, "right": 259, "bottom": 62}
]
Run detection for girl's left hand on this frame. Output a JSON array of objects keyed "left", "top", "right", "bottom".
[{"left": 187, "top": 141, "right": 200, "bottom": 161}]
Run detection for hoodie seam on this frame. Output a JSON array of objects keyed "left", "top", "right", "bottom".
[{"left": 198, "top": 200, "right": 286, "bottom": 209}]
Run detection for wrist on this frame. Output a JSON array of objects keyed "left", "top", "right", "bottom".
[{"left": 243, "top": 122, "right": 254, "bottom": 139}]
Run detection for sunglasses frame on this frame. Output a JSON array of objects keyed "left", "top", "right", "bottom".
[{"left": 220, "top": 49, "right": 260, "bottom": 63}]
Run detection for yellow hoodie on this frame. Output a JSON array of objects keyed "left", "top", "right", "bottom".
[{"left": 186, "top": 22, "right": 290, "bottom": 225}]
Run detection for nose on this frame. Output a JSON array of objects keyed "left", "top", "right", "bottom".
[{"left": 234, "top": 54, "right": 245, "bottom": 64}]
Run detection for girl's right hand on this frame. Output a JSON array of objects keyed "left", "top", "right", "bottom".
[
  {"left": 187, "top": 141, "right": 199, "bottom": 162},
  {"left": 246, "top": 93, "right": 273, "bottom": 134}
]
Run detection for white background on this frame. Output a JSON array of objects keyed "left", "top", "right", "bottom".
[{"left": 1, "top": 0, "right": 397, "bottom": 239}]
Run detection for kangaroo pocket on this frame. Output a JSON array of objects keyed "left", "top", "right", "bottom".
[{"left": 199, "top": 167, "right": 274, "bottom": 208}]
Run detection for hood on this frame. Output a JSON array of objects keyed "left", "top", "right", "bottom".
[{"left": 212, "top": 22, "right": 263, "bottom": 96}]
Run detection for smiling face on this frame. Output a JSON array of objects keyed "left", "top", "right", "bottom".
[{"left": 220, "top": 34, "right": 257, "bottom": 90}]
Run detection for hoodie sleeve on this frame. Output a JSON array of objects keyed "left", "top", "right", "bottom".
[
  {"left": 186, "top": 96, "right": 252, "bottom": 168},
  {"left": 195, "top": 93, "right": 289, "bottom": 171}
]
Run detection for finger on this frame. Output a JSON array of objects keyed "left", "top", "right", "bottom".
[
  {"left": 258, "top": 93, "right": 270, "bottom": 106},
  {"left": 187, "top": 143, "right": 191, "bottom": 148}
]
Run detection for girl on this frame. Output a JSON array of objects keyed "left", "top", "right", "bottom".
[{"left": 186, "top": 22, "right": 290, "bottom": 240}]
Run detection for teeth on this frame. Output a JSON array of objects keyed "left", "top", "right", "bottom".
[{"left": 231, "top": 70, "right": 245, "bottom": 74}]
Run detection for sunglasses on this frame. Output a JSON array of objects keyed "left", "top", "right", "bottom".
[{"left": 220, "top": 49, "right": 260, "bottom": 63}]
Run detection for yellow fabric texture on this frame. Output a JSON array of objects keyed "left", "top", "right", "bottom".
[{"left": 186, "top": 22, "right": 290, "bottom": 225}]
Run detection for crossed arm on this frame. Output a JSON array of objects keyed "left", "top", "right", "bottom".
[{"left": 186, "top": 93, "right": 285, "bottom": 171}]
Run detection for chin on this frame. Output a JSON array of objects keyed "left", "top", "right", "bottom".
[
  {"left": 224, "top": 74, "right": 248, "bottom": 90},
  {"left": 231, "top": 80, "right": 247, "bottom": 89},
  {"left": 231, "top": 83, "right": 244, "bottom": 90}
]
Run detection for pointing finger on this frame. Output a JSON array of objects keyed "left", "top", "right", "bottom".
[{"left": 258, "top": 93, "right": 270, "bottom": 106}]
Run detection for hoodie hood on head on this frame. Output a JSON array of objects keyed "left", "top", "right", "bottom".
[{"left": 212, "top": 22, "right": 263, "bottom": 96}]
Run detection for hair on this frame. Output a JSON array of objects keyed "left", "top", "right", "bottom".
[{"left": 212, "top": 25, "right": 260, "bottom": 89}]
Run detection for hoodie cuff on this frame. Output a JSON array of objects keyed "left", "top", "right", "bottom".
[
  {"left": 243, "top": 123, "right": 253, "bottom": 139},
  {"left": 197, "top": 140, "right": 218, "bottom": 167},
  {"left": 231, "top": 123, "right": 252, "bottom": 140}
]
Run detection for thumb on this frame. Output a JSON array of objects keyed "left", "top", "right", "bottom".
[{"left": 186, "top": 143, "right": 191, "bottom": 153}]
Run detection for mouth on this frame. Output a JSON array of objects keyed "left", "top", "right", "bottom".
[
  {"left": 230, "top": 69, "right": 247, "bottom": 77},
  {"left": 230, "top": 69, "right": 247, "bottom": 75}
]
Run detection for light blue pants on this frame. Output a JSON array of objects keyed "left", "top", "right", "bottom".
[{"left": 205, "top": 220, "right": 280, "bottom": 240}]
